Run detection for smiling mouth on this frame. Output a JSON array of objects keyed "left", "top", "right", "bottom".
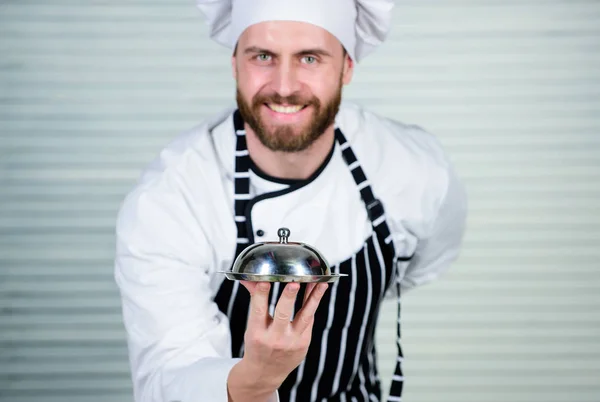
[{"left": 266, "top": 104, "right": 307, "bottom": 114}]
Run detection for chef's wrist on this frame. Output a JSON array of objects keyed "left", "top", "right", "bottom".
[{"left": 227, "top": 359, "right": 279, "bottom": 402}]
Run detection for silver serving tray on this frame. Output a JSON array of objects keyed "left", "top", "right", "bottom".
[{"left": 220, "top": 271, "right": 347, "bottom": 283}]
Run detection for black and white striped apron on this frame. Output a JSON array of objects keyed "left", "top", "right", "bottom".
[{"left": 215, "top": 111, "right": 410, "bottom": 401}]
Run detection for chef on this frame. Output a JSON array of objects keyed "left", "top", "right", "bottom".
[{"left": 114, "top": 0, "right": 468, "bottom": 401}]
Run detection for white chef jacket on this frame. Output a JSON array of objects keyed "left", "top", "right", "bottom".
[{"left": 113, "top": 102, "right": 468, "bottom": 402}]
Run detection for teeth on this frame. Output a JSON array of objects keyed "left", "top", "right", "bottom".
[{"left": 268, "top": 104, "right": 303, "bottom": 114}]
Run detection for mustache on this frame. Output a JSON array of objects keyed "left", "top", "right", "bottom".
[{"left": 252, "top": 92, "right": 319, "bottom": 107}]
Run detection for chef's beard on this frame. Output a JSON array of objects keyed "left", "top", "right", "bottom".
[{"left": 236, "top": 82, "right": 342, "bottom": 153}]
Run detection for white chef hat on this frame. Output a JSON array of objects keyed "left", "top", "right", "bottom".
[{"left": 195, "top": 0, "right": 395, "bottom": 62}]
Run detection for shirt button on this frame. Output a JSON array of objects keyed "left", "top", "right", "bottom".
[{"left": 256, "top": 229, "right": 265, "bottom": 237}]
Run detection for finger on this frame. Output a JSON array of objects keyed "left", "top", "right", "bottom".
[
  {"left": 293, "top": 283, "right": 329, "bottom": 333},
  {"left": 303, "top": 283, "right": 317, "bottom": 305},
  {"left": 246, "top": 282, "right": 271, "bottom": 330},
  {"left": 271, "top": 282, "right": 301, "bottom": 334}
]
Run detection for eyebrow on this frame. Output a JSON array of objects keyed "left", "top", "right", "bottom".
[{"left": 243, "top": 46, "right": 333, "bottom": 58}]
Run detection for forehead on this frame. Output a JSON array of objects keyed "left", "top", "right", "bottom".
[{"left": 238, "top": 20, "right": 342, "bottom": 53}]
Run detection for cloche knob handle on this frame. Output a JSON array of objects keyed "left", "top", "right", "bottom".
[{"left": 278, "top": 228, "right": 290, "bottom": 244}]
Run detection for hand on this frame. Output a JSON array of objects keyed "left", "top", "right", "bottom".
[{"left": 227, "top": 281, "right": 329, "bottom": 401}]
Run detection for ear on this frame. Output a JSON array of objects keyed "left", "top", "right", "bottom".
[
  {"left": 342, "top": 54, "right": 354, "bottom": 85},
  {"left": 231, "top": 52, "right": 237, "bottom": 80}
]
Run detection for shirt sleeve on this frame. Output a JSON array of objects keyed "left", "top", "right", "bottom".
[
  {"left": 400, "top": 162, "right": 468, "bottom": 293},
  {"left": 113, "top": 179, "right": 278, "bottom": 402}
]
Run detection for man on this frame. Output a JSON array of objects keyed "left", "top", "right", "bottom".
[{"left": 114, "top": 0, "right": 468, "bottom": 401}]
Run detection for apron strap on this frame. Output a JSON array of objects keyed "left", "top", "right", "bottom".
[
  {"left": 334, "top": 128, "right": 394, "bottom": 248},
  {"left": 217, "top": 110, "right": 254, "bottom": 356}
]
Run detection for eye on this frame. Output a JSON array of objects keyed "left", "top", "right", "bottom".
[
  {"left": 302, "top": 56, "right": 317, "bottom": 64},
  {"left": 256, "top": 54, "right": 271, "bottom": 62}
]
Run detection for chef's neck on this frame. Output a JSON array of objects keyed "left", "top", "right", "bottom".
[{"left": 245, "top": 124, "right": 335, "bottom": 181}]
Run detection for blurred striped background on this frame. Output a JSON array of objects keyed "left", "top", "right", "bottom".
[{"left": 1, "top": 1, "right": 599, "bottom": 401}]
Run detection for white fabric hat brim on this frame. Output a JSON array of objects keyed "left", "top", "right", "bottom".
[{"left": 196, "top": 0, "right": 394, "bottom": 62}]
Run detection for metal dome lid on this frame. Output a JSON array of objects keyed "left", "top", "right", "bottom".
[{"left": 220, "top": 228, "right": 347, "bottom": 283}]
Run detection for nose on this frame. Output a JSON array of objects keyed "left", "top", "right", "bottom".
[{"left": 271, "top": 62, "right": 301, "bottom": 99}]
